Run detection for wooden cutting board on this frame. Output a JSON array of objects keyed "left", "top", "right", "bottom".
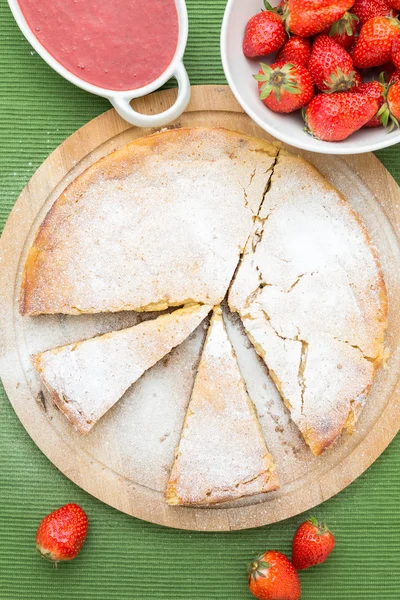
[{"left": 1, "top": 85, "right": 400, "bottom": 531}]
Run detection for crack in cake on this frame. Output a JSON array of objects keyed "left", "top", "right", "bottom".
[
  {"left": 228, "top": 150, "right": 387, "bottom": 455},
  {"left": 21, "top": 127, "right": 388, "bottom": 506}
]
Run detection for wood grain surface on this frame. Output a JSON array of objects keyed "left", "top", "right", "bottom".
[{"left": 0, "top": 85, "right": 399, "bottom": 531}]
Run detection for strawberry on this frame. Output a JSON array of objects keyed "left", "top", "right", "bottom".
[
  {"left": 276, "top": 35, "right": 312, "bottom": 67},
  {"left": 36, "top": 503, "right": 88, "bottom": 563},
  {"left": 255, "top": 61, "right": 314, "bottom": 113},
  {"left": 389, "top": 69, "right": 400, "bottom": 83},
  {"left": 325, "top": 12, "right": 359, "bottom": 48},
  {"left": 292, "top": 517, "right": 336, "bottom": 570},
  {"left": 243, "top": 3, "right": 287, "bottom": 57},
  {"left": 359, "top": 76, "right": 400, "bottom": 127},
  {"left": 308, "top": 34, "right": 357, "bottom": 92},
  {"left": 352, "top": 0, "right": 396, "bottom": 25},
  {"left": 353, "top": 79, "right": 386, "bottom": 125},
  {"left": 387, "top": 79, "right": 400, "bottom": 120},
  {"left": 352, "top": 69, "right": 364, "bottom": 89},
  {"left": 304, "top": 89, "right": 380, "bottom": 140},
  {"left": 376, "top": 79, "right": 400, "bottom": 126},
  {"left": 353, "top": 16, "right": 400, "bottom": 67},
  {"left": 387, "top": 0, "right": 400, "bottom": 9},
  {"left": 392, "top": 35, "right": 400, "bottom": 68},
  {"left": 248, "top": 550, "right": 301, "bottom": 600},
  {"left": 284, "top": 0, "right": 355, "bottom": 38}
]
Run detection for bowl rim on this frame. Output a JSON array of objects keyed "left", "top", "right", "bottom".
[
  {"left": 220, "top": 0, "right": 400, "bottom": 155},
  {"left": 8, "top": 0, "right": 188, "bottom": 100}
]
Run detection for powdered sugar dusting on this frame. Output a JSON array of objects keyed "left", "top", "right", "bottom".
[
  {"left": 229, "top": 152, "right": 387, "bottom": 455},
  {"left": 22, "top": 128, "right": 278, "bottom": 315},
  {"left": 166, "top": 307, "right": 279, "bottom": 505},
  {"left": 34, "top": 304, "right": 211, "bottom": 433}
]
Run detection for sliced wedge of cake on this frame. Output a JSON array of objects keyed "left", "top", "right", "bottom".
[
  {"left": 32, "top": 304, "right": 212, "bottom": 433},
  {"left": 229, "top": 151, "right": 388, "bottom": 455},
  {"left": 165, "top": 307, "right": 279, "bottom": 506},
  {"left": 20, "top": 127, "right": 278, "bottom": 316}
]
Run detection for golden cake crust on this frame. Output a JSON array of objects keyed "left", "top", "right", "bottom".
[
  {"left": 20, "top": 127, "right": 277, "bottom": 316},
  {"left": 32, "top": 304, "right": 212, "bottom": 434},
  {"left": 229, "top": 151, "right": 388, "bottom": 455},
  {"left": 165, "top": 307, "right": 279, "bottom": 506}
]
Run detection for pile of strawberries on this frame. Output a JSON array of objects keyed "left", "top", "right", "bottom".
[{"left": 243, "top": 0, "right": 400, "bottom": 141}]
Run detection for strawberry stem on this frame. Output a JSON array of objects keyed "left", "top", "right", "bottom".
[
  {"left": 309, "top": 516, "right": 330, "bottom": 535},
  {"left": 323, "top": 69, "right": 357, "bottom": 94},
  {"left": 255, "top": 63, "right": 301, "bottom": 102}
]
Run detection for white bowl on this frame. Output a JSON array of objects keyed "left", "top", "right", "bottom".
[
  {"left": 221, "top": 0, "right": 400, "bottom": 154},
  {"left": 8, "top": 0, "right": 190, "bottom": 128}
]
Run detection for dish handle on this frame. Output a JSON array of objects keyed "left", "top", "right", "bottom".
[{"left": 110, "top": 62, "right": 190, "bottom": 128}]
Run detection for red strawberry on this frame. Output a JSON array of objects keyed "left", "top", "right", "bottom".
[
  {"left": 352, "top": 0, "right": 396, "bottom": 25},
  {"left": 352, "top": 69, "right": 364, "bottom": 89},
  {"left": 392, "top": 35, "right": 400, "bottom": 67},
  {"left": 285, "top": 0, "right": 355, "bottom": 38},
  {"left": 353, "top": 16, "right": 400, "bottom": 67},
  {"left": 325, "top": 12, "right": 359, "bottom": 48},
  {"left": 304, "top": 90, "right": 380, "bottom": 140},
  {"left": 255, "top": 61, "right": 314, "bottom": 113},
  {"left": 36, "top": 503, "right": 88, "bottom": 563},
  {"left": 292, "top": 517, "right": 336, "bottom": 570},
  {"left": 308, "top": 34, "right": 357, "bottom": 92},
  {"left": 354, "top": 79, "right": 386, "bottom": 125},
  {"left": 276, "top": 35, "right": 312, "bottom": 67},
  {"left": 387, "top": 0, "right": 400, "bottom": 9},
  {"left": 355, "top": 79, "right": 385, "bottom": 97},
  {"left": 386, "top": 79, "right": 400, "bottom": 121},
  {"left": 243, "top": 3, "right": 287, "bottom": 57},
  {"left": 248, "top": 550, "right": 301, "bottom": 600},
  {"left": 389, "top": 69, "right": 400, "bottom": 83}
]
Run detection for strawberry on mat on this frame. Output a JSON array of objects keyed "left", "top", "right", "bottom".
[
  {"left": 292, "top": 517, "right": 336, "bottom": 570},
  {"left": 248, "top": 550, "right": 301, "bottom": 600},
  {"left": 36, "top": 503, "right": 88, "bottom": 563}
]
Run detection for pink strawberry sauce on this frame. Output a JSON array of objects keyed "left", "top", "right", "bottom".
[{"left": 18, "top": 0, "right": 179, "bottom": 91}]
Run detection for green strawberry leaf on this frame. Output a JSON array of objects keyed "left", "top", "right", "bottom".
[
  {"left": 388, "top": 114, "right": 399, "bottom": 132},
  {"left": 260, "top": 84, "right": 273, "bottom": 100},
  {"left": 323, "top": 68, "right": 356, "bottom": 93},
  {"left": 284, "top": 85, "right": 301, "bottom": 94}
]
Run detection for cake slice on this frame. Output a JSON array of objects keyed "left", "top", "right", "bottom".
[
  {"left": 20, "top": 127, "right": 278, "bottom": 316},
  {"left": 165, "top": 307, "right": 279, "bottom": 506},
  {"left": 229, "top": 151, "right": 388, "bottom": 455},
  {"left": 32, "top": 304, "right": 212, "bottom": 434}
]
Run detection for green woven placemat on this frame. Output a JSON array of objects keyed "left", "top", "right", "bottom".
[{"left": 0, "top": 1, "right": 399, "bottom": 598}]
